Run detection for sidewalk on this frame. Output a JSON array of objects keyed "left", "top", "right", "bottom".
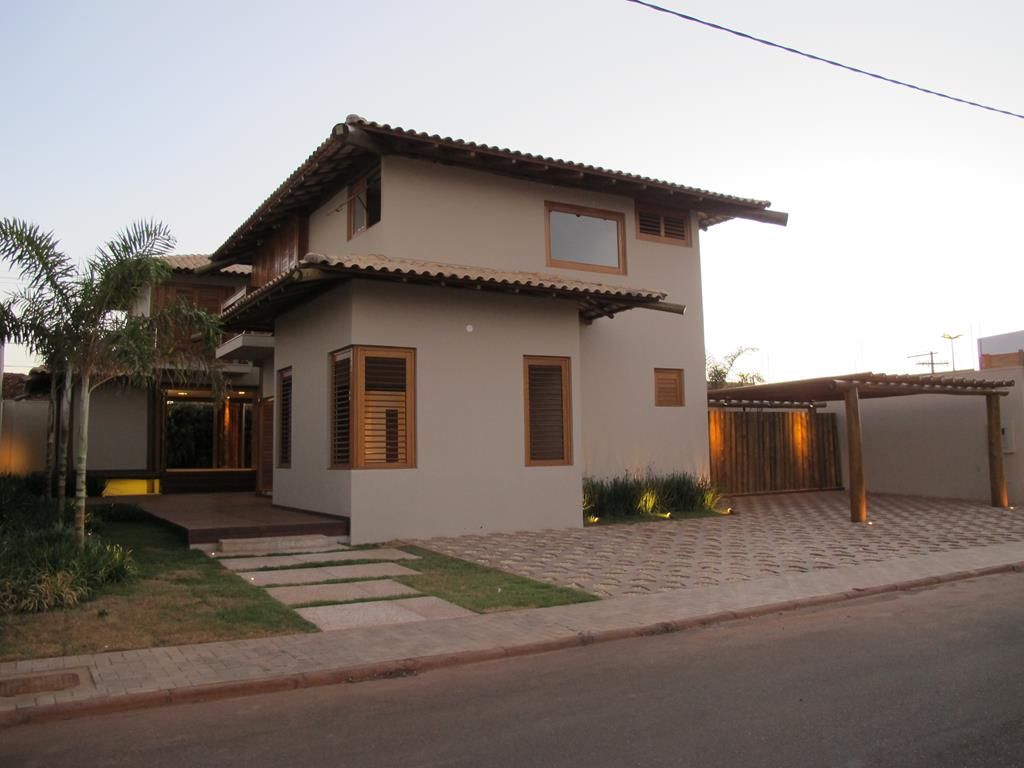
[{"left": 3, "top": 540, "right": 1023, "bottom": 728}]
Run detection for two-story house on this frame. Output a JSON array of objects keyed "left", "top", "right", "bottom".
[{"left": 208, "top": 116, "right": 787, "bottom": 543}]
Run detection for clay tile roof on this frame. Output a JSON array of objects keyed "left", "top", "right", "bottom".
[
  {"left": 302, "top": 253, "right": 667, "bottom": 300},
  {"left": 220, "top": 253, "right": 671, "bottom": 332},
  {"left": 346, "top": 115, "right": 772, "bottom": 208},
  {"left": 163, "top": 254, "right": 251, "bottom": 275}
]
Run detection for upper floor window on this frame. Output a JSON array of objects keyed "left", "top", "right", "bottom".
[
  {"left": 348, "top": 167, "right": 382, "bottom": 240},
  {"left": 545, "top": 201, "right": 626, "bottom": 275},
  {"left": 636, "top": 206, "right": 691, "bottom": 247}
]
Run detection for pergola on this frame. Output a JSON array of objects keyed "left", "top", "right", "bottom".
[{"left": 708, "top": 373, "right": 1015, "bottom": 522}]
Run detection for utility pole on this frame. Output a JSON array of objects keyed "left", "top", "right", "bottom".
[
  {"left": 941, "top": 333, "right": 963, "bottom": 372},
  {"left": 908, "top": 351, "right": 948, "bottom": 375}
]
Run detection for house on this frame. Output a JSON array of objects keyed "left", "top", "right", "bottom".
[
  {"left": 83, "top": 255, "right": 258, "bottom": 495},
  {"left": 200, "top": 115, "right": 787, "bottom": 543}
]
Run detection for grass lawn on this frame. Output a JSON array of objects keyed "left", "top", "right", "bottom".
[
  {"left": 0, "top": 520, "right": 316, "bottom": 663},
  {"left": 393, "top": 546, "right": 598, "bottom": 613}
]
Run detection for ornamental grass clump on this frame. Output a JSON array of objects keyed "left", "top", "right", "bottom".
[
  {"left": 0, "top": 475, "right": 139, "bottom": 614},
  {"left": 583, "top": 472, "right": 723, "bottom": 524}
]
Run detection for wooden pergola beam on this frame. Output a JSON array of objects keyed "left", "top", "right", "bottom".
[
  {"left": 845, "top": 386, "right": 867, "bottom": 523},
  {"left": 986, "top": 393, "right": 1009, "bottom": 508}
]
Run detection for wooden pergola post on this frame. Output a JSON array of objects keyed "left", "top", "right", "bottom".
[
  {"left": 845, "top": 386, "right": 867, "bottom": 523},
  {"left": 986, "top": 393, "right": 1009, "bottom": 508}
]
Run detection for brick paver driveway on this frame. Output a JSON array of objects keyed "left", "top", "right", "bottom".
[{"left": 420, "top": 492, "right": 1024, "bottom": 598}]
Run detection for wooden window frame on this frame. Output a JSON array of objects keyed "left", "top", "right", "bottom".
[
  {"left": 277, "top": 368, "right": 292, "bottom": 468},
  {"left": 654, "top": 368, "right": 685, "bottom": 407},
  {"left": 523, "top": 355, "right": 573, "bottom": 467},
  {"left": 544, "top": 201, "right": 627, "bottom": 276},
  {"left": 346, "top": 166, "right": 381, "bottom": 241},
  {"left": 635, "top": 206, "right": 692, "bottom": 247},
  {"left": 329, "top": 345, "right": 417, "bottom": 470},
  {"left": 329, "top": 349, "right": 353, "bottom": 469}
]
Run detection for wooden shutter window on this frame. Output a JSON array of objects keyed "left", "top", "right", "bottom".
[
  {"left": 361, "top": 355, "right": 408, "bottom": 466},
  {"left": 654, "top": 368, "right": 684, "bottom": 407},
  {"left": 277, "top": 369, "right": 292, "bottom": 467},
  {"left": 636, "top": 207, "right": 691, "bottom": 246},
  {"left": 330, "top": 351, "right": 352, "bottom": 467},
  {"left": 524, "top": 356, "right": 572, "bottom": 466}
]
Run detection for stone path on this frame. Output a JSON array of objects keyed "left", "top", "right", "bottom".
[
  {"left": 297, "top": 597, "right": 474, "bottom": 631},
  {"left": 266, "top": 580, "right": 419, "bottom": 606},
  {"left": 421, "top": 492, "right": 1024, "bottom": 598},
  {"left": 217, "top": 545, "right": 470, "bottom": 632}
]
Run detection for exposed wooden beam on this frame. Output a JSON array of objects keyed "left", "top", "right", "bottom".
[
  {"left": 845, "top": 386, "right": 867, "bottom": 523},
  {"left": 986, "top": 393, "right": 1009, "bottom": 508}
]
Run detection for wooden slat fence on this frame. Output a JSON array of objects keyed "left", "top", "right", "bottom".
[{"left": 709, "top": 409, "right": 843, "bottom": 495}]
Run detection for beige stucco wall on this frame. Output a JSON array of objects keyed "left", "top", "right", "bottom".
[
  {"left": 272, "top": 279, "right": 583, "bottom": 543},
  {"left": 827, "top": 367, "right": 1024, "bottom": 504},
  {"left": 87, "top": 384, "right": 149, "bottom": 471},
  {"left": 0, "top": 399, "right": 49, "bottom": 474},
  {"left": 307, "top": 155, "right": 710, "bottom": 482}
]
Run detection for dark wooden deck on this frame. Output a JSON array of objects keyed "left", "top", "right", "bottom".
[{"left": 123, "top": 493, "right": 349, "bottom": 545}]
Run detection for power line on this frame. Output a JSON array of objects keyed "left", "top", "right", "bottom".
[{"left": 626, "top": 0, "right": 1024, "bottom": 121}]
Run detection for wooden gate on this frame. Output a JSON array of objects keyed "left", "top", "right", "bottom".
[{"left": 709, "top": 409, "right": 842, "bottom": 494}]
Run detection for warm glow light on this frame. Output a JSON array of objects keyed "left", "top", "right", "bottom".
[
  {"left": 638, "top": 490, "right": 658, "bottom": 515},
  {"left": 176, "top": 391, "right": 188, "bottom": 396}
]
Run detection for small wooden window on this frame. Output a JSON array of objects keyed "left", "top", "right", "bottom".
[
  {"left": 524, "top": 356, "right": 572, "bottom": 466},
  {"left": 654, "top": 368, "right": 684, "bottom": 407},
  {"left": 330, "top": 346, "right": 416, "bottom": 469},
  {"left": 545, "top": 201, "right": 626, "bottom": 275},
  {"left": 347, "top": 167, "right": 382, "bottom": 240},
  {"left": 277, "top": 368, "right": 293, "bottom": 467},
  {"left": 330, "top": 350, "right": 352, "bottom": 467},
  {"left": 636, "top": 207, "right": 691, "bottom": 246}
]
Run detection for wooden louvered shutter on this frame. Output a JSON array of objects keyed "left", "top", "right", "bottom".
[
  {"left": 355, "top": 347, "right": 415, "bottom": 468},
  {"left": 331, "top": 351, "right": 352, "bottom": 467},
  {"left": 654, "top": 368, "right": 684, "bottom": 407},
  {"left": 636, "top": 207, "right": 691, "bottom": 246},
  {"left": 277, "top": 369, "right": 292, "bottom": 467},
  {"left": 524, "top": 356, "right": 572, "bottom": 466}
]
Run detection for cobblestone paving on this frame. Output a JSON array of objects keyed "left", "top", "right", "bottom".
[{"left": 420, "top": 492, "right": 1024, "bottom": 598}]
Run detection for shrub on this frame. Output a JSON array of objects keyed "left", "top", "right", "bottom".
[
  {"left": 0, "top": 474, "right": 66, "bottom": 532},
  {"left": 583, "top": 472, "right": 723, "bottom": 523},
  {"left": 0, "top": 526, "right": 138, "bottom": 614}
]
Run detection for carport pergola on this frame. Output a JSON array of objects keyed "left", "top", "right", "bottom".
[{"left": 708, "top": 373, "right": 1015, "bottom": 522}]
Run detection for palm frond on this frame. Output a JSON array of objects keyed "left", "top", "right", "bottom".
[{"left": 0, "top": 218, "right": 77, "bottom": 316}]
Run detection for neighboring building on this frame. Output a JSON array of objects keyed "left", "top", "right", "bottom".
[
  {"left": 204, "top": 115, "right": 787, "bottom": 543},
  {"left": 979, "top": 330, "right": 1024, "bottom": 370},
  {"left": 86, "top": 255, "right": 257, "bottom": 494}
]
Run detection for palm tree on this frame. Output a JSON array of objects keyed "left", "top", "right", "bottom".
[{"left": 1, "top": 219, "right": 223, "bottom": 546}]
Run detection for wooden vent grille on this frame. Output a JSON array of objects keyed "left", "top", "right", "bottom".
[
  {"left": 654, "top": 368, "right": 684, "bottom": 407},
  {"left": 363, "top": 356, "right": 408, "bottom": 466},
  {"left": 331, "top": 354, "right": 352, "bottom": 466},
  {"left": 525, "top": 357, "right": 571, "bottom": 465},
  {"left": 278, "top": 370, "right": 292, "bottom": 466},
  {"left": 637, "top": 208, "right": 690, "bottom": 245}
]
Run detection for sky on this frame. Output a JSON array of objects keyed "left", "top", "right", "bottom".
[{"left": 1, "top": 0, "right": 1022, "bottom": 380}]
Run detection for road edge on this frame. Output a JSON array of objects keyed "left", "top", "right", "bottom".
[{"left": 3, "top": 562, "right": 1021, "bottom": 729}]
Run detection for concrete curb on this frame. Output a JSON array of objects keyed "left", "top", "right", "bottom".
[{"left": 3, "top": 562, "right": 1021, "bottom": 729}]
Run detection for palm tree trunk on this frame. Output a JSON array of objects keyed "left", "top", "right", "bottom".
[
  {"left": 45, "top": 372, "right": 57, "bottom": 500},
  {"left": 56, "top": 368, "right": 73, "bottom": 523},
  {"left": 73, "top": 371, "right": 91, "bottom": 548}
]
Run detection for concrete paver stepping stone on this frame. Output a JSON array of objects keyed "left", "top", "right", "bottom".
[
  {"left": 218, "top": 548, "right": 419, "bottom": 571},
  {"left": 266, "top": 579, "right": 420, "bottom": 606},
  {"left": 296, "top": 597, "right": 475, "bottom": 631},
  {"left": 239, "top": 562, "right": 419, "bottom": 587}
]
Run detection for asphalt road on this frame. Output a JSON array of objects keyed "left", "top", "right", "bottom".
[{"left": 3, "top": 572, "right": 1023, "bottom": 767}]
